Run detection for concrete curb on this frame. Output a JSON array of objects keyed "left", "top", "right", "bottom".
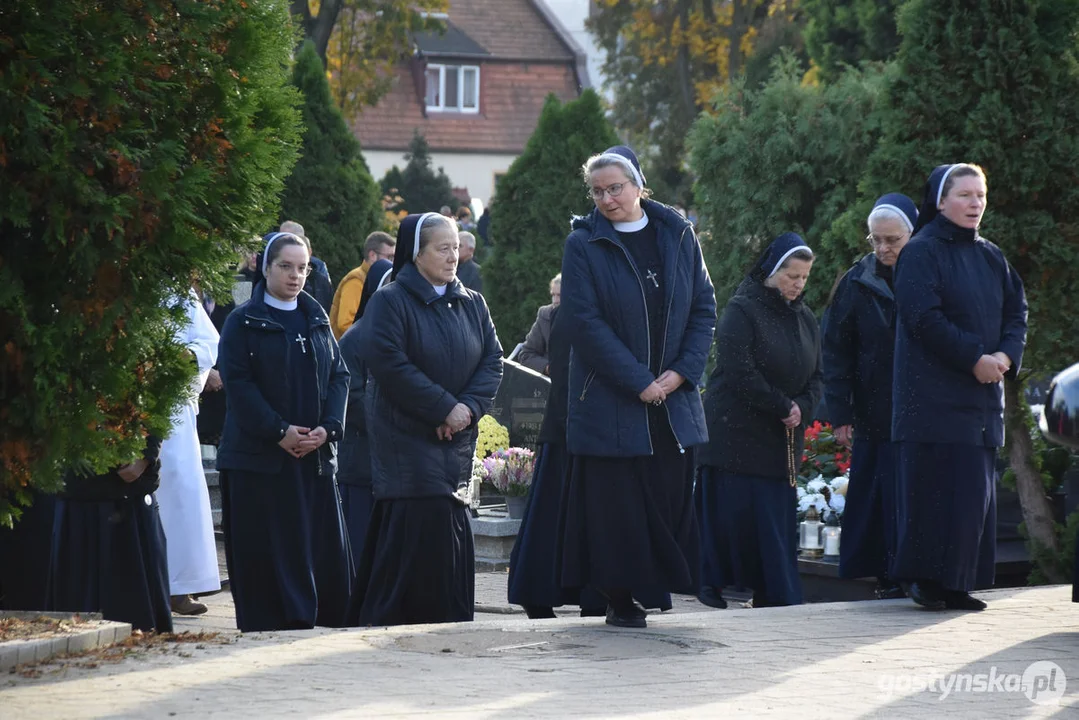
[{"left": 0, "top": 615, "right": 132, "bottom": 672}]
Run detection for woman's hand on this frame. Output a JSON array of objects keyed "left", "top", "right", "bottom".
[
  {"left": 973, "top": 354, "right": 1007, "bottom": 384},
  {"left": 278, "top": 425, "right": 312, "bottom": 457},
  {"left": 296, "top": 426, "right": 328, "bottom": 457},
  {"left": 445, "top": 404, "right": 473, "bottom": 433},
  {"left": 656, "top": 370, "right": 685, "bottom": 396},
  {"left": 204, "top": 368, "right": 223, "bottom": 392},
  {"left": 437, "top": 424, "right": 455, "bottom": 441},
  {"left": 639, "top": 382, "right": 667, "bottom": 405},
  {"left": 834, "top": 425, "right": 853, "bottom": 448},
  {"left": 782, "top": 402, "right": 802, "bottom": 429},
  {"left": 117, "top": 459, "right": 149, "bottom": 484}
]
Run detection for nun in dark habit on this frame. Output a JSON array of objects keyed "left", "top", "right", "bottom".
[
  {"left": 216, "top": 231, "right": 353, "bottom": 631},
  {"left": 822, "top": 193, "right": 918, "bottom": 599},
  {"left": 558, "top": 146, "right": 716, "bottom": 629},
  {"left": 696, "top": 233, "right": 821, "bottom": 609},
  {"left": 346, "top": 213, "right": 502, "bottom": 627},
  {"left": 0, "top": 491, "right": 56, "bottom": 612},
  {"left": 891, "top": 164, "right": 1027, "bottom": 611},
  {"left": 49, "top": 436, "right": 173, "bottom": 632},
  {"left": 507, "top": 298, "right": 673, "bottom": 618},
  {"left": 336, "top": 258, "right": 393, "bottom": 561}
]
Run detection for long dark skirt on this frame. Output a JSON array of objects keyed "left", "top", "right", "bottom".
[
  {"left": 839, "top": 440, "right": 897, "bottom": 580},
  {"left": 890, "top": 442, "right": 996, "bottom": 592},
  {"left": 347, "top": 496, "right": 475, "bottom": 627},
  {"left": 0, "top": 492, "right": 56, "bottom": 611},
  {"left": 559, "top": 424, "right": 698, "bottom": 595},
  {"left": 338, "top": 483, "right": 375, "bottom": 567},
  {"left": 696, "top": 468, "right": 803, "bottom": 607},
  {"left": 509, "top": 442, "right": 672, "bottom": 612},
  {"left": 221, "top": 466, "right": 353, "bottom": 632},
  {"left": 50, "top": 495, "right": 173, "bottom": 633}
]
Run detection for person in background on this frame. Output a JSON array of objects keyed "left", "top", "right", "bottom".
[
  {"left": 516, "top": 273, "right": 562, "bottom": 375},
  {"left": 823, "top": 193, "right": 918, "bottom": 600},
  {"left": 696, "top": 233, "right": 821, "bottom": 610},
  {"left": 336, "top": 258, "right": 394, "bottom": 562},
  {"left": 217, "top": 231, "right": 353, "bottom": 631},
  {"left": 456, "top": 231, "right": 483, "bottom": 294},
  {"left": 558, "top": 146, "right": 716, "bottom": 629},
  {"left": 156, "top": 289, "right": 221, "bottom": 616},
  {"left": 456, "top": 206, "right": 477, "bottom": 232},
  {"left": 195, "top": 283, "right": 235, "bottom": 448},
  {"left": 477, "top": 204, "right": 492, "bottom": 247},
  {"left": 439, "top": 205, "right": 453, "bottom": 218},
  {"left": 890, "top": 163, "right": 1027, "bottom": 612},
  {"left": 346, "top": 213, "right": 502, "bottom": 627},
  {"left": 50, "top": 435, "right": 173, "bottom": 632},
  {"left": 329, "top": 231, "right": 396, "bottom": 339},
  {"left": 280, "top": 221, "right": 334, "bottom": 313}
]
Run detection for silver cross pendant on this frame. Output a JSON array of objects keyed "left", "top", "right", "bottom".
[
  {"left": 295, "top": 333, "right": 307, "bottom": 354},
  {"left": 646, "top": 269, "right": 659, "bottom": 288}
]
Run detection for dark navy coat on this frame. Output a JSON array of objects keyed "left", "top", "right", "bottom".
[
  {"left": 361, "top": 263, "right": 503, "bottom": 500},
  {"left": 216, "top": 284, "right": 349, "bottom": 475},
  {"left": 892, "top": 215, "right": 1027, "bottom": 447},
  {"left": 822, "top": 253, "right": 896, "bottom": 441},
  {"left": 698, "top": 278, "right": 822, "bottom": 477},
  {"left": 561, "top": 199, "right": 716, "bottom": 457}
]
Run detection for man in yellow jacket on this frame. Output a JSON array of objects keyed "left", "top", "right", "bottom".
[{"left": 329, "top": 231, "right": 396, "bottom": 339}]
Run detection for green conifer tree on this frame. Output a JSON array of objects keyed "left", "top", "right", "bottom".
[
  {"left": 0, "top": 0, "right": 302, "bottom": 524},
  {"left": 688, "top": 57, "right": 886, "bottom": 311},
  {"left": 483, "top": 91, "right": 620, "bottom": 347},
  {"left": 803, "top": 0, "right": 902, "bottom": 82},
  {"left": 380, "top": 132, "right": 461, "bottom": 216},
  {"left": 280, "top": 40, "right": 383, "bottom": 284}
]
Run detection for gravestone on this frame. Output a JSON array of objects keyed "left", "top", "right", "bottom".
[{"left": 488, "top": 359, "right": 551, "bottom": 450}]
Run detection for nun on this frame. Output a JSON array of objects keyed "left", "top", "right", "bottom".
[
  {"left": 346, "top": 213, "right": 502, "bottom": 627},
  {"left": 216, "top": 231, "right": 353, "bottom": 631},
  {"left": 49, "top": 436, "right": 173, "bottom": 632},
  {"left": 507, "top": 296, "right": 673, "bottom": 618},
  {"left": 822, "top": 194, "right": 917, "bottom": 599},
  {"left": 336, "top": 258, "right": 393, "bottom": 561},
  {"left": 696, "top": 233, "right": 822, "bottom": 609},
  {"left": 558, "top": 146, "right": 716, "bottom": 629},
  {"left": 0, "top": 491, "right": 57, "bottom": 611},
  {"left": 891, "top": 164, "right": 1027, "bottom": 611}
]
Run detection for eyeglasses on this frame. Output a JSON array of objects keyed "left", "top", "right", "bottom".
[
  {"left": 273, "top": 261, "right": 312, "bottom": 277},
  {"left": 590, "top": 182, "right": 627, "bottom": 200},
  {"left": 376, "top": 250, "right": 395, "bottom": 262},
  {"left": 866, "top": 233, "right": 907, "bottom": 249}
]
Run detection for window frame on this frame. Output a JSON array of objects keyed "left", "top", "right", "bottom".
[{"left": 425, "top": 63, "right": 481, "bottom": 114}]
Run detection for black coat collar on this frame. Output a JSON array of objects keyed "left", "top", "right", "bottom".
[{"left": 396, "top": 263, "right": 469, "bottom": 305}]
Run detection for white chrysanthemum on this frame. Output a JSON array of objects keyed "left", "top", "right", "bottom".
[
  {"left": 806, "top": 476, "right": 827, "bottom": 493},
  {"left": 798, "top": 493, "right": 829, "bottom": 514},
  {"left": 796, "top": 486, "right": 807, "bottom": 499},
  {"left": 829, "top": 494, "right": 846, "bottom": 516},
  {"left": 829, "top": 476, "right": 849, "bottom": 497}
]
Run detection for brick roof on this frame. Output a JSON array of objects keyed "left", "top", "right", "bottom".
[
  {"left": 353, "top": 61, "right": 580, "bottom": 154},
  {"left": 351, "top": 0, "right": 584, "bottom": 154},
  {"left": 446, "top": 0, "right": 576, "bottom": 61}
]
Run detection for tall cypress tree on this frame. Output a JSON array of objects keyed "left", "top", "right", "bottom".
[
  {"left": 853, "top": 0, "right": 1079, "bottom": 581},
  {"left": 0, "top": 0, "right": 302, "bottom": 524},
  {"left": 281, "top": 41, "right": 382, "bottom": 284},
  {"left": 802, "top": 0, "right": 902, "bottom": 82},
  {"left": 483, "top": 91, "right": 619, "bottom": 348},
  {"left": 379, "top": 132, "right": 460, "bottom": 216}
]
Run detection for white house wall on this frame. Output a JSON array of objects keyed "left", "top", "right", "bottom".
[{"left": 365, "top": 149, "right": 519, "bottom": 207}]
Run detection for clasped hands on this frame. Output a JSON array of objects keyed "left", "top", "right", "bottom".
[
  {"left": 437, "top": 403, "right": 473, "bottom": 441},
  {"left": 278, "top": 425, "right": 329, "bottom": 458},
  {"left": 638, "top": 370, "right": 685, "bottom": 406},
  {"left": 973, "top": 352, "right": 1011, "bottom": 384}
]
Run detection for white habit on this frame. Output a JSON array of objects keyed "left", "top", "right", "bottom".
[{"left": 157, "top": 289, "right": 221, "bottom": 596}]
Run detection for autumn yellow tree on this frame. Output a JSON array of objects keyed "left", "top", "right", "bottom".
[{"left": 589, "top": 0, "right": 800, "bottom": 203}]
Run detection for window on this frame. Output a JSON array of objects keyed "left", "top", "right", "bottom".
[{"left": 425, "top": 64, "right": 480, "bottom": 113}]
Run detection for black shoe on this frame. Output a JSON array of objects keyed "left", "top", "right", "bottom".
[
  {"left": 875, "top": 580, "right": 907, "bottom": 600},
  {"left": 523, "top": 605, "right": 557, "bottom": 619},
  {"left": 698, "top": 586, "right": 728, "bottom": 609},
  {"left": 903, "top": 581, "right": 945, "bottom": 610},
  {"left": 605, "top": 605, "right": 647, "bottom": 629},
  {"left": 943, "top": 590, "right": 987, "bottom": 611}
]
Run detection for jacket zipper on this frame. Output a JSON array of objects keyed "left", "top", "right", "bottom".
[
  {"left": 657, "top": 226, "right": 689, "bottom": 454},
  {"left": 579, "top": 369, "right": 597, "bottom": 401},
  {"left": 607, "top": 239, "right": 655, "bottom": 456}
]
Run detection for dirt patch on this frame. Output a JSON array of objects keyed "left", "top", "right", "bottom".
[
  {"left": 9, "top": 630, "right": 235, "bottom": 679},
  {"left": 0, "top": 615, "right": 93, "bottom": 643}
]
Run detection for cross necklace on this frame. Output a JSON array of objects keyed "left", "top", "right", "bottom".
[
  {"left": 645, "top": 269, "right": 660, "bottom": 288},
  {"left": 294, "top": 333, "right": 307, "bottom": 354}
]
